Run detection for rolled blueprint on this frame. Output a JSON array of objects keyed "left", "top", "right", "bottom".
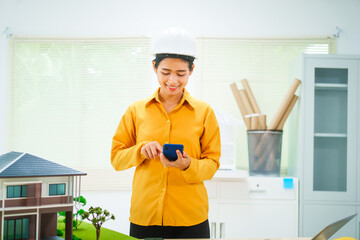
[
  {"left": 241, "top": 78, "right": 261, "bottom": 113},
  {"left": 276, "top": 95, "right": 298, "bottom": 130},
  {"left": 259, "top": 114, "right": 267, "bottom": 130},
  {"left": 230, "top": 83, "right": 250, "bottom": 129},
  {"left": 268, "top": 78, "right": 301, "bottom": 130},
  {"left": 250, "top": 114, "right": 259, "bottom": 130},
  {"left": 239, "top": 89, "right": 255, "bottom": 115}
]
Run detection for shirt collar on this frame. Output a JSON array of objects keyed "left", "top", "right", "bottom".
[{"left": 145, "top": 88, "right": 196, "bottom": 110}]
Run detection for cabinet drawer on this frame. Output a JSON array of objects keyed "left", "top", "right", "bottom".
[
  {"left": 218, "top": 202, "right": 298, "bottom": 238},
  {"left": 219, "top": 177, "right": 297, "bottom": 200}
]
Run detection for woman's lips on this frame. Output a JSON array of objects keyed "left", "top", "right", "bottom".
[{"left": 166, "top": 85, "right": 179, "bottom": 91}]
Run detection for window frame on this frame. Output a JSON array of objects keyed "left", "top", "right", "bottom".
[
  {"left": 3, "top": 218, "right": 29, "bottom": 240},
  {"left": 6, "top": 185, "right": 28, "bottom": 199},
  {"left": 48, "top": 183, "right": 66, "bottom": 196}
]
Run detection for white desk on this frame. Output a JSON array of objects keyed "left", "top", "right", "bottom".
[{"left": 205, "top": 170, "right": 299, "bottom": 239}]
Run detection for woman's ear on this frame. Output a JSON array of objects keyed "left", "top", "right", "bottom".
[
  {"left": 152, "top": 61, "right": 157, "bottom": 73},
  {"left": 189, "top": 64, "right": 195, "bottom": 76}
]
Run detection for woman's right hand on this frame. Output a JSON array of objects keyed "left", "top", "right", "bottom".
[{"left": 141, "top": 141, "right": 163, "bottom": 159}]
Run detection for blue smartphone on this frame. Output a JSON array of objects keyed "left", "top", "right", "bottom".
[{"left": 163, "top": 144, "right": 184, "bottom": 161}]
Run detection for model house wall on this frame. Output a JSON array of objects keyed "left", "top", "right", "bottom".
[{"left": 0, "top": 176, "right": 73, "bottom": 198}]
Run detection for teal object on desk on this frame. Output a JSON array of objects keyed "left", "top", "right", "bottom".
[{"left": 283, "top": 178, "right": 294, "bottom": 189}]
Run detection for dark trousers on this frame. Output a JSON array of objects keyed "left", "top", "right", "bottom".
[{"left": 130, "top": 220, "right": 210, "bottom": 239}]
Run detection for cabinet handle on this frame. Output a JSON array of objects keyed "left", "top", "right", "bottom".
[
  {"left": 220, "top": 222, "right": 225, "bottom": 239},
  {"left": 249, "top": 189, "right": 266, "bottom": 194}
]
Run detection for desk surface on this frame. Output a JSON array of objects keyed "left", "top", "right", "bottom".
[
  {"left": 223, "top": 238, "right": 311, "bottom": 240},
  {"left": 170, "top": 238, "right": 311, "bottom": 240}
]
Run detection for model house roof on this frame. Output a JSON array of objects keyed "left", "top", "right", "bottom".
[{"left": 0, "top": 151, "right": 86, "bottom": 178}]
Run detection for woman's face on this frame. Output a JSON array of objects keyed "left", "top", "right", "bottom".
[{"left": 153, "top": 58, "right": 194, "bottom": 98}]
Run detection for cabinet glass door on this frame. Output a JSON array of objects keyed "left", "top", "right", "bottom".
[
  {"left": 313, "top": 68, "right": 348, "bottom": 192},
  {"left": 304, "top": 58, "right": 357, "bottom": 201}
]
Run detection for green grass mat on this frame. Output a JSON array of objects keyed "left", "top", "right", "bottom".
[{"left": 58, "top": 217, "right": 137, "bottom": 240}]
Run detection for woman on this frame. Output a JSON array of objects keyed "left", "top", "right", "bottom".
[{"left": 111, "top": 28, "right": 221, "bottom": 239}]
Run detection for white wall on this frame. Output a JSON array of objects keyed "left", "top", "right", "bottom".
[{"left": 1, "top": 0, "right": 360, "bottom": 153}]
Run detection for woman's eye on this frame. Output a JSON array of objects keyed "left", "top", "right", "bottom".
[
  {"left": 162, "top": 72, "right": 170, "bottom": 75},
  {"left": 177, "top": 74, "right": 185, "bottom": 77}
]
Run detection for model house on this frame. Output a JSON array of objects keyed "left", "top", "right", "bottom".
[{"left": 0, "top": 151, "right": 86, "bottom": 240}]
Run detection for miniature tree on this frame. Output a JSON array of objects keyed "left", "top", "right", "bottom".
[
  {"left": 81, "top": 206, "right": 115, "bottom": 240},
  {"left": 59, "top": 195, "right": 87, "bottom": 229},
  {"left": 72, "top": 196, "right": 87, "bottom": 229}
]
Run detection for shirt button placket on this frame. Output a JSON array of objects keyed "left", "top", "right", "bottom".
[
  {"left": 163, "top": 117, "right": 171, "bottom": 187},
  {"left": 165, "top": 118, "right": 171, "bottom": 144},
  {"left": 160, "top": 117, "right": 171, "bottom": 224}
]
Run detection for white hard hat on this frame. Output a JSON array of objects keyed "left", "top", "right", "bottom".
[{"left": 151, "top": 27, "right": 197, "bottom": 58}]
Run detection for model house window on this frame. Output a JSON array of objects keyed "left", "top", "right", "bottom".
[
  {"left": 7, "top": 185, "right": 27, "bottom": 198},
  {"left": 3, "top": 218, "right": 29, "bottom": 240},
  {"left": 49, "top": 183, "right": 66, "bottom": 196}
]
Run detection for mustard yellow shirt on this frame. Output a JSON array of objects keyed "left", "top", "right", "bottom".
[{"left": 111, "top": 88, "right": 221, "bottom": 226}]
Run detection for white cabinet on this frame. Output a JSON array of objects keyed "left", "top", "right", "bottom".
[
  {"left": 218, "top": 201, "right": 297, "bottom": 238},
  {"left": 205, "top": 171, "right": 298, "bottom": 238},
  {"left": 289, "top": 54, "right": 360, "bottom": 239},
  {"left": 303, "top": 58, "right": 357, "bottom": 202}
]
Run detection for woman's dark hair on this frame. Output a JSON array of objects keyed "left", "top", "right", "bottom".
[{"left": 153, "top": 53, "right": 195, "bottom": 71}]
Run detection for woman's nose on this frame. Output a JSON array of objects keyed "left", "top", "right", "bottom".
[{"left": 168, "top": 74, "right": 177, "bottom": 83}]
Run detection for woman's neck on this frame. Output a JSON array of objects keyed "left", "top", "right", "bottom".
[
  {"left": 158, "top": 89, "right": 184, "bottom": 113},
  {"left": 159, "top": 88, "right": 183, "bottom": 104}
]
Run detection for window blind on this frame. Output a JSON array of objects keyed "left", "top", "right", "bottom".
[
  {"left": 7, "top": 36, "right": 336, "bottom": 188},
  {"left": 192, "top": 37, "right": 337, "bottom": 172},
  {"left": 8, "top": 38, "right": 152, "bottom": 173}
]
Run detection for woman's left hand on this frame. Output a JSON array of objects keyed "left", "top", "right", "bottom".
[{"left": 160, "top": 150, "right": 191, "bottom": 171}]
